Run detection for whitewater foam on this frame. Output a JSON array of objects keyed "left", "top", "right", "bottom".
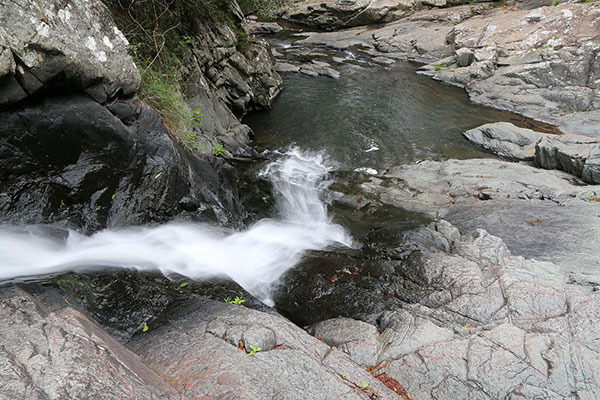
[{"left": 0, "top": 148, "right": 353, "bottom": 305}]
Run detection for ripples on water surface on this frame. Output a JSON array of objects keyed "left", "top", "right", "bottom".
[{"left": 245, "top": 63, "right": 534, "bottom": 171}]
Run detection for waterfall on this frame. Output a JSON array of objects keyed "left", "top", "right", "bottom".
[{"left": 0, "top": 148, "right": 353, "bottom": 305}]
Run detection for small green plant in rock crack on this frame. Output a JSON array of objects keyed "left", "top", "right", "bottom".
[
  {"left": 191, "top": 107, "right": 204, "bottom": 127},
  {"left": 224, "top": 296, "right": 246, "bottom": 307},
  {"left": 248, "top": 344, "right": 262, "bottom": 356},
  {"left": 213, "top": 144, "right": 225, "bottom": 156}
]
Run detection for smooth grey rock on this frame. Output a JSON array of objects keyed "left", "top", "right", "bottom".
[
  {"left": 0, "top": 0, "right": 141, "bottom": 106},
  {"left": 359, "top": 158, "right": 600, "bottom": 276},
  {"left": 307, "top": 318, "right": 379, "bottom": 366},
  {"left": 129, "top": 298, "right": 403, "bottom": 400},
  {"left": 455, "top": 47, "right": 474, "bottom": 67},
  {"left": 462, "top": 122, "right": 547, "bottom": 160},
  {"left": 535, "top": 137, "right": 596, "bottom": 177},
  {"left": 242, "top": 325, "right": 277, "bottom": 351},
  {"left": 0, "top": 286, "right": 180, "bottom": 400},
  {"left": 583, "top": 144, "right": 600, "bottom": 184},
  {"left": 558, "top": 111, "right": 600, "bottom": 139}
]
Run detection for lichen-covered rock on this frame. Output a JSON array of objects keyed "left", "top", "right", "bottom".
[
  {"left": 0, "top": 0, "right": 140, "bottom": 106},
  {"left": 0, "top": 286, "right": 180, "bottom": 400}
]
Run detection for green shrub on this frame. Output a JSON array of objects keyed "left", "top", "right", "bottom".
[
  {"left": 139, "top": 66, "right": 191, "bottom": 139},
  {"left": 101, "top": 0, "right": 243, "bottom": 147}
]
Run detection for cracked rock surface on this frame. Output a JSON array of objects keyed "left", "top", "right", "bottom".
[
  {"left": 356, "top": 158, "right": 600, "bottom": 280},
  {"left": 0, "top": 286, "right": 180, "bottom": 400},
  {"left": 128, "top": 297, "right": 406, "bottom": 399},
  {"left": 301, "top": 222, "right": 600, "bottom": 399}
]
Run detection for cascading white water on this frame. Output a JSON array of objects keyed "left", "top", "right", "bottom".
[{"left": 0, "top": 148, "right": 353, "bottom": 305}]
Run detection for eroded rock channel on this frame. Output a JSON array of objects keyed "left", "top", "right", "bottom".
[{"left": 1, "top": 0, "right": 599, "bottom": 399}]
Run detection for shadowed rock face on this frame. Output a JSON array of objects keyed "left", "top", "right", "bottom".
[{"left": 0, "top": 95, "right": 243, "bottom": 231}]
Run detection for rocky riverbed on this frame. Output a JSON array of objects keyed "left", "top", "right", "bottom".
[{"left": 1, "top": 0, "right": 600, "bottom": 399}]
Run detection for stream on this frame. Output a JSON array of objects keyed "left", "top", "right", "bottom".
[{"left": 0, "top": 27, "right": 547, "bottom": 312}]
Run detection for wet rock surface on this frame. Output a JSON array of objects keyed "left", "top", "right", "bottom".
[
  {"left": 20, "top": 271, "right": 265, "bottom": 343},
  {"left": 0, "top": 95, "right": 243, "bottom": 231}
]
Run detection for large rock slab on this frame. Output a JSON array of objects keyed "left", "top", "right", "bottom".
[
  {"left": 424, "top": 3, "right": 600, "bottom": 124},
  {"left": 299, "top": 224, "right": 600, "bottom": 399},
  {"left": 0, "top": 286, "right": 180, "bottom": 400},
  {"left": 535, "top": 136, "right": 600, "bottom": 180},
  {"left": 354, "top": 158, "right": 600, "bottom": 278},
  {"left": 462, "top": 122, "right": 600, "bottom": 183},
  {"left": 0, "top": 95, "right": 244, "bottom": 231},
  {"left": 462, "top": 121, "right": 548, "bottom": 160},
  {"left": 283, "top": 0, "right": 418, "bottom": 29},
  {"left": 129, "top": 297, "right": 406, "bottom": 399},
  {"left": 0, "top": 0, "right": 140, "bottom": 106}
]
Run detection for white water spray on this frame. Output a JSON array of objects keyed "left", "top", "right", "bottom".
[{"left": 0, "top": 149, "right": 353, "bottom": 305}]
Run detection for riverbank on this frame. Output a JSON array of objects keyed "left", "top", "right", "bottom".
[{"left": 1, "top": 0, "right": 599, "bottom": 399}]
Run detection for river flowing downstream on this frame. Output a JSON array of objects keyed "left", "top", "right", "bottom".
[{"left": 0, "top": 149, "right": 353, "bottom": 305}]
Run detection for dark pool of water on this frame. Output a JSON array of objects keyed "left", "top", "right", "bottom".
[{"left": 245, "top": 62, "right": 539, "bottom": 171}]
